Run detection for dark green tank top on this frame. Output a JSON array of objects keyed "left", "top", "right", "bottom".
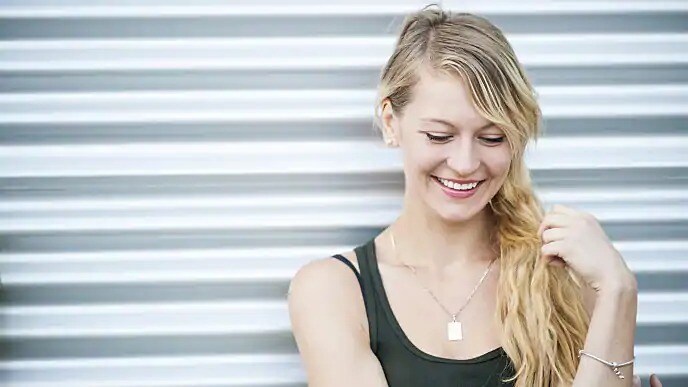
[{"left": 332, "top": 237, "right": 516, "bottom": 387}]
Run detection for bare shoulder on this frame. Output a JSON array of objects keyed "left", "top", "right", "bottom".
[
  {"left": 287, "top": 249, "right": 361, "bottom": 300},
  {"left": 287, "top": 251, "right": 386, "bottom": 386},
  {"left": 287, "top": 250, "right": 365, "bottom": 331}
]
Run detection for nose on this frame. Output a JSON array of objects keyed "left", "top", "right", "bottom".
[{"left": 446, "top": 140, "right": 480, "bottom": 177}]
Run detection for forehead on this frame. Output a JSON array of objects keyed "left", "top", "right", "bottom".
[{"left": 406, "top": 67, "right": 485, "bottom": 125}]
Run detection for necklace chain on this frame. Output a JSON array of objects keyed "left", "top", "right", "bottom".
[{"left": 389, "top": 228, "right": 496, "bottom": 320}]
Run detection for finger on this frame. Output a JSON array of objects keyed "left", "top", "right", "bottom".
[
  {"left": 541, "top": 240, "right": 562, "bottom": 259},
  {"left": 541, "top": 227, "right": 567, "bottom": 244},
  {"left": 537, "top": 206, "right": 556, "bottom": 237},
  {"left": 650, "top": 374, "right": 663, "bottom": 387},
  {"left": 632, "top": 374, "right": 641, "bottom": 387},
  {"left": 538, "top": 213, "right": 572, "bottom": 240},
  {"left": 548, "top": 256, "right": 567, "bottom": 268},
  {"left": 541, "top": 240, "right": 567, "bottom": 267}
]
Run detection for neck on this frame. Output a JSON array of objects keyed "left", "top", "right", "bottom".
[{"left": 386, "top": 200, "right": 498, "bottom": 279}]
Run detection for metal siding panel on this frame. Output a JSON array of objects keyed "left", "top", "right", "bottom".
[{"left": 0, "top": 1, "right": 686, "bottom": 386}]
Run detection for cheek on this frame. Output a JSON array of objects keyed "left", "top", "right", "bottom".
[
  {"left": 486, "top": 151, "right": 512, "bottom": 180},
  {"left": 402, "top": 144, "right": 439, "bottom": 174}
]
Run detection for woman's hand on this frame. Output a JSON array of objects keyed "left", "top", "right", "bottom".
[
  {"left": 537, "top": 204, "right": 636, "bottom": 294},
  {"left": 633, "top": 373, "right": 664, "bottom": 387}
]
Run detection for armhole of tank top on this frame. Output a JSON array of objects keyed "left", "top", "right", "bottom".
[
  {"left": 331, "top": 251, "right": 378, "bottom": 354},
  {"left": 353, "top": 242, "right": 379, "bottom": 354}
]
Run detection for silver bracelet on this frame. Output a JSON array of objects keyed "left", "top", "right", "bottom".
[{"left": 578, "top": 349, "right": 635, "bottom": 379}]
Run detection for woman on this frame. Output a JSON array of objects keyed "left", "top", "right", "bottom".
[{"left": 288, "top": 5, "right": 663, "bottom": 387}]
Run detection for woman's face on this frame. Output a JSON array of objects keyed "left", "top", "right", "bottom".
[{"left": 381, "top": 67, "right": 512, "bottom": 223}]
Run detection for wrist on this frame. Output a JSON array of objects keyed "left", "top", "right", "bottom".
[{"left": 597, "top": 272, "right": 638, "bottom": 299}]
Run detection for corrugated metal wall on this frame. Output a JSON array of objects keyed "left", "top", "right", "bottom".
[{"left": 0, "top": 1, "right": 686, "bottom": 386}]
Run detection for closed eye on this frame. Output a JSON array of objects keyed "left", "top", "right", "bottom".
[
  {"left": 425, "top": 133, "right": 506, "bottom": 145},
  {"left": 482, "top": 137, "right": 505, "bottom": 144},
  {"left": 425, "top": 133, "right": 452, "bottom": 142}
]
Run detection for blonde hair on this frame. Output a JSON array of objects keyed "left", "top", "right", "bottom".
[{"left": 373, "top": 4, "right": 590, "bottom": 386}]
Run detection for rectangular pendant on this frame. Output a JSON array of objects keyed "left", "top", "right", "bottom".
[{"left": 448, "top": 321, "right": 462, "bottom": 341}]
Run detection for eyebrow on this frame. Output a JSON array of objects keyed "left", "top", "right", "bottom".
[{"left": 421, "top": 118, "right": 495, "bottom": 131}]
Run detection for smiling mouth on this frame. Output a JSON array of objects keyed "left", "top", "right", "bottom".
[{"left": 431, "top": 175, "right": 486, "bottom": 190}]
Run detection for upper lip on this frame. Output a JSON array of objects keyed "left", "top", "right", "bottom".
[{"left": 434, "top": 176, "right": 484, "bottom": 184}]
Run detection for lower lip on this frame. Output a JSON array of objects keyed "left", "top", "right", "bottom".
[{"left": 433, "top": 176, "right": 484, "bottom": 199}]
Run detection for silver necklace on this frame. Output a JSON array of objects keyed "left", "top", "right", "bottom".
[{"left": 389, "top": 229, "right": 496, "bottom": 341}]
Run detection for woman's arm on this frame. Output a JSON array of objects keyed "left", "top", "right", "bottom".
[
  {"left": 538, "top": 204, "right": 640, "bottom": 387},
  {"left": 572, "top": 273, "right": 638, "bottom": 387},
  {"left": 579, "top": 276, "right": 663, "bottom": 387},
  {"left": 288, "top": 257, "right": 390, "bottom": 387}
]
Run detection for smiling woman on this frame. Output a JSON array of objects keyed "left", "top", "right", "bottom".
[{"left": 288, "top": 3, "right": 650, "bottom": 387}]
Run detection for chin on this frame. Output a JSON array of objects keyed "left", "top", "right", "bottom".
[{"left": 432, "top": 203, "right": 486, "bottom": 223}]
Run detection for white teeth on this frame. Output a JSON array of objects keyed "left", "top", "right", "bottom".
[{"left": 437, "top": 177, "right": 479, "bottom": 191}]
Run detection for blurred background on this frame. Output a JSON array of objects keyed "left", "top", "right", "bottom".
[{"left": 0, "top": 0, "right": 686, "bottom": 386}]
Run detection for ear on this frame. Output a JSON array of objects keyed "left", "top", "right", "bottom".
[{"left": 380, "top": 99, "right": 400, "bottom": 147}]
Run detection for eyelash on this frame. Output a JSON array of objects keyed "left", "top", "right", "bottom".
[{"left": 425, "top": 133, "right": 505, "bottom": 144}]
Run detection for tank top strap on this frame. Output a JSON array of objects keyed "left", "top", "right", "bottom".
[
  {"left": 330, "top": 249, "right": 378, "bottom": 353},
  {"left": 353, "top": 238, "right": 379, "bottom": 353}
]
